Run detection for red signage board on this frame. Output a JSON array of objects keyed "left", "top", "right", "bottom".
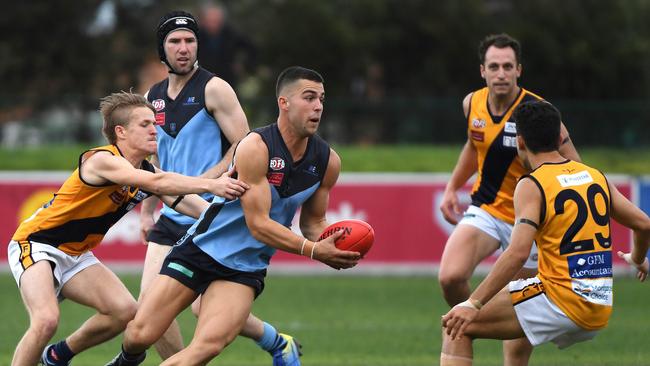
[{"left": 0, "top": 173, "right": 634, "bottom": 271}]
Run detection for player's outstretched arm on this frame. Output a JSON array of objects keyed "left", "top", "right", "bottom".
[
  {"left": 81, "top": 151, "right": 249, "bottom": 199},
  {"left": 158, "top": 193, "right": 210, "bottom": 219},
  {"left": 608, "top": 181, "right": 650, "bottom": 281}
]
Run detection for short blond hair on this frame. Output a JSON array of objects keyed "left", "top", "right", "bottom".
[{"left": 99, "top": 91, "right": 155, "bottom": 144}]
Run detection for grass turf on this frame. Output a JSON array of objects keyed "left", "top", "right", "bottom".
[{"left": 1, "top": 273, "right": 649, "bottom": 365}]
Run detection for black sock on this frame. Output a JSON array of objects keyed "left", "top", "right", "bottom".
[
  {"left": 52, "top": 340, "right": 75, "bottom": 362},
  {"left": 120, "top": 345, "right": 146, "bottom": 364}
]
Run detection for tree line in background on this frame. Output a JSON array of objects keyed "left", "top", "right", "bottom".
[{"left": 1, "top": 0, "right": 649, "bottom": 146}]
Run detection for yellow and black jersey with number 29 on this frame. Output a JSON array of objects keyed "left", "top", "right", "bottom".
[
  {"left": 467, "top": 87, "right": 542, "bottom": 224},
  {"left": 12, "top": 145, "right": 154, "bottom": 256},
  {"left": 526, "top": 160, "right": 612, "bottom": 330}
]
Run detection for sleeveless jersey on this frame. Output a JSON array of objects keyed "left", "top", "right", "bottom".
[
  {"left": 526, "top": 160, "right": 612, "bottom": 330},
  {"left": 468, "top": 87, "right": 542, "bottom": 224},
  {"left": 12, "top": 145, "right": 154, "bottom": 255},
  {"left": 148, "top": 67, "right": 230, "bottom": 225},
  {"left": 182, "top": 123, "right": 331, "bottom": 272}
]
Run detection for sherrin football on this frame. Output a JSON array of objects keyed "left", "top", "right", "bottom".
[{"left": 318, "top": 219, "right": 375, "bottom": 256}]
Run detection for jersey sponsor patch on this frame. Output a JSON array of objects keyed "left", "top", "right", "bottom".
[
  {"left": 470, "top": 130, "right": 484, "bottom": 142},
  {"left": 502, "top": 135, "right": 517, "bottom": 148},
  {"left": 183, "top": 96, "right": 199, "bottom": 106},
  {"left": 269, "top": 157, "right": 285, "bottom": 171},
  {"left": 267, "top": 172, "right": 284, "bottom": 186},
  {"left": 152, "top": 99, "right": 165, "bottom": 111},
  {"left": 108, "top": 189, "right": 127, "bottom": 205},
  {"left": 303, "top": 164, "right": 318, "bottom": 176},
  {"left": 556, "top": 170, "right": 593, "bottom": 187},
  {"left": 568, "top": 252, "right": 613, "bottom": 306},
  {"left": 134, "top": 191, "right": 148, "bottom": 201},
  {"left": 504, "top": 121, "right": 517, "bottom": 134},
  {"left": 571, "top": 278, "right": 613, "bottom": 306},
  {"left": 125, "top": 190, "right": 150, "bottom": 211},
  {"left": 568, "top": 252, "right": 612, "bottom": 279},
  {"left": 155, "top": 112, "right": 166, "bottom": 126},
  {"left": 472, "top": 118, "right": 486, "bottom": 128}
]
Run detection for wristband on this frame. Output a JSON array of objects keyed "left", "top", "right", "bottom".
[
  {"left": 300, "top": 238, "right": 308, "bottom": 256},
  {"left": 310, "top": 242, "right": 319, "bottom": 260}
]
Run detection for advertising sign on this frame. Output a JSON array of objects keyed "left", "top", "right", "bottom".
[{"left": 0, "top": 173, "right": 636, "bottom": 273}]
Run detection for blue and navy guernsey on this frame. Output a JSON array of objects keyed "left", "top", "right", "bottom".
[
  {"left": 147, "top": 67, "right": 230, "bottom": 225},
  {"left": 181, "top": 123, "right": 331, "bottom": 272}
]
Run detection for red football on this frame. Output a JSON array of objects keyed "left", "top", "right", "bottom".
[{"left": 318, "top": 219, "right": 374, "bottom": 256}]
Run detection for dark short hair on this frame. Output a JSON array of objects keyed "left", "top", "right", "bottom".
[
  {"left": 478, "top": 33, "right": 521, "bottom": 65},
  {"left": 275, "top": 66, "right": 324, "bottom": 98},
  {"left": 512, "top": 100, "right": 561, "bottom": 153}
]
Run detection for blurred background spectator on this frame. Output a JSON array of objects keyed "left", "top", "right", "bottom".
[
  {"left": 197, "top": 2, "right": 257, "bottom": 91},
  {"left": 1, "top": 0, "right": 649, "bottom": 147}
]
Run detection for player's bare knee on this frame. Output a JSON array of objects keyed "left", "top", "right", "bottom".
[
  {"left": 125, "top": 321, "right": 158, "bottom": 349},
  {"left": 110, "top": 299, "right": 138, "bottom": 327},
  {"left": 503, "top": 338, "right": 533, "bottom": 364},
  {"left": 191, "top": 339, "right": 228, "bottom": 359},
  {"left": 438, "top": 271, "right": 469, "bottom": 292},
  {"left": 30, "top": 311, "right": 59, "bottom": 340}
]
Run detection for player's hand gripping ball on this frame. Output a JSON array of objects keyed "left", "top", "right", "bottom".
[{"left": 318, "top": 219, "right": 374, "bottom": 256}]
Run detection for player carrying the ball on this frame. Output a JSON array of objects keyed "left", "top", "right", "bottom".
[
  {"left": 107, "top": 66, "right": 361, "bottom": 366},
  {"left": 440, "top": 100, "right": 650, "bottom": 365}
]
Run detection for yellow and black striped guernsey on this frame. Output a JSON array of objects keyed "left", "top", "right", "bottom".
[
  {"left": 467, "top": 87, "right": 542, "bottom": 224},
  {"left": 12, "top": 145, "right": 154, "bottom": 255}
]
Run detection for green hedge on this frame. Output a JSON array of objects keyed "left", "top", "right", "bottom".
[{"left": 0, "top": 145, "right": 648, "bottom": 174}]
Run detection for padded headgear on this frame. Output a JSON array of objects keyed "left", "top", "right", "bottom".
[{"left": 156, "top": 11, "right": 199, "bottom": 73}]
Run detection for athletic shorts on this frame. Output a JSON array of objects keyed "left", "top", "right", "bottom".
[
  {"left": 7, "top": 240, "right": 100, "bottom": 302},
  {"left": 459, "top": 205, "right": 538, "bottom": 269},
  {"left": 509, "top": 277, "right": 599, "bottom": 349},
  {"left": 146, "top": 215, "right": 193, "bottom": 246},
  {"left": 160, "top": 240, "right": 266, "bottom": 298}
]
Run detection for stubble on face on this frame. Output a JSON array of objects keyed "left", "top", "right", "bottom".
[
  {"left": 283, "top": 80, "right": 324, "bottom": 137},
  {"left": 165, "top": 30, "right": 197, "bottom": 75},
  {"left": 482, "top": 46, "right": 520, "bottom": 97}
]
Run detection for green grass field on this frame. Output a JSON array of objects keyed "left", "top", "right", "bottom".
[
  {"left": 1, "top": 145, "right": 650, "bottom": 174},
  {"left": 1, "top": 273, "right": 649, "bottom": 365}
]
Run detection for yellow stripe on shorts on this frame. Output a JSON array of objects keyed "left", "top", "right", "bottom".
[
  {"left": 18, "top": 241, "right": 34, "bottom": 270},
  {"left": 510, "top": 281, "right": 545, "bottom": 305}
]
